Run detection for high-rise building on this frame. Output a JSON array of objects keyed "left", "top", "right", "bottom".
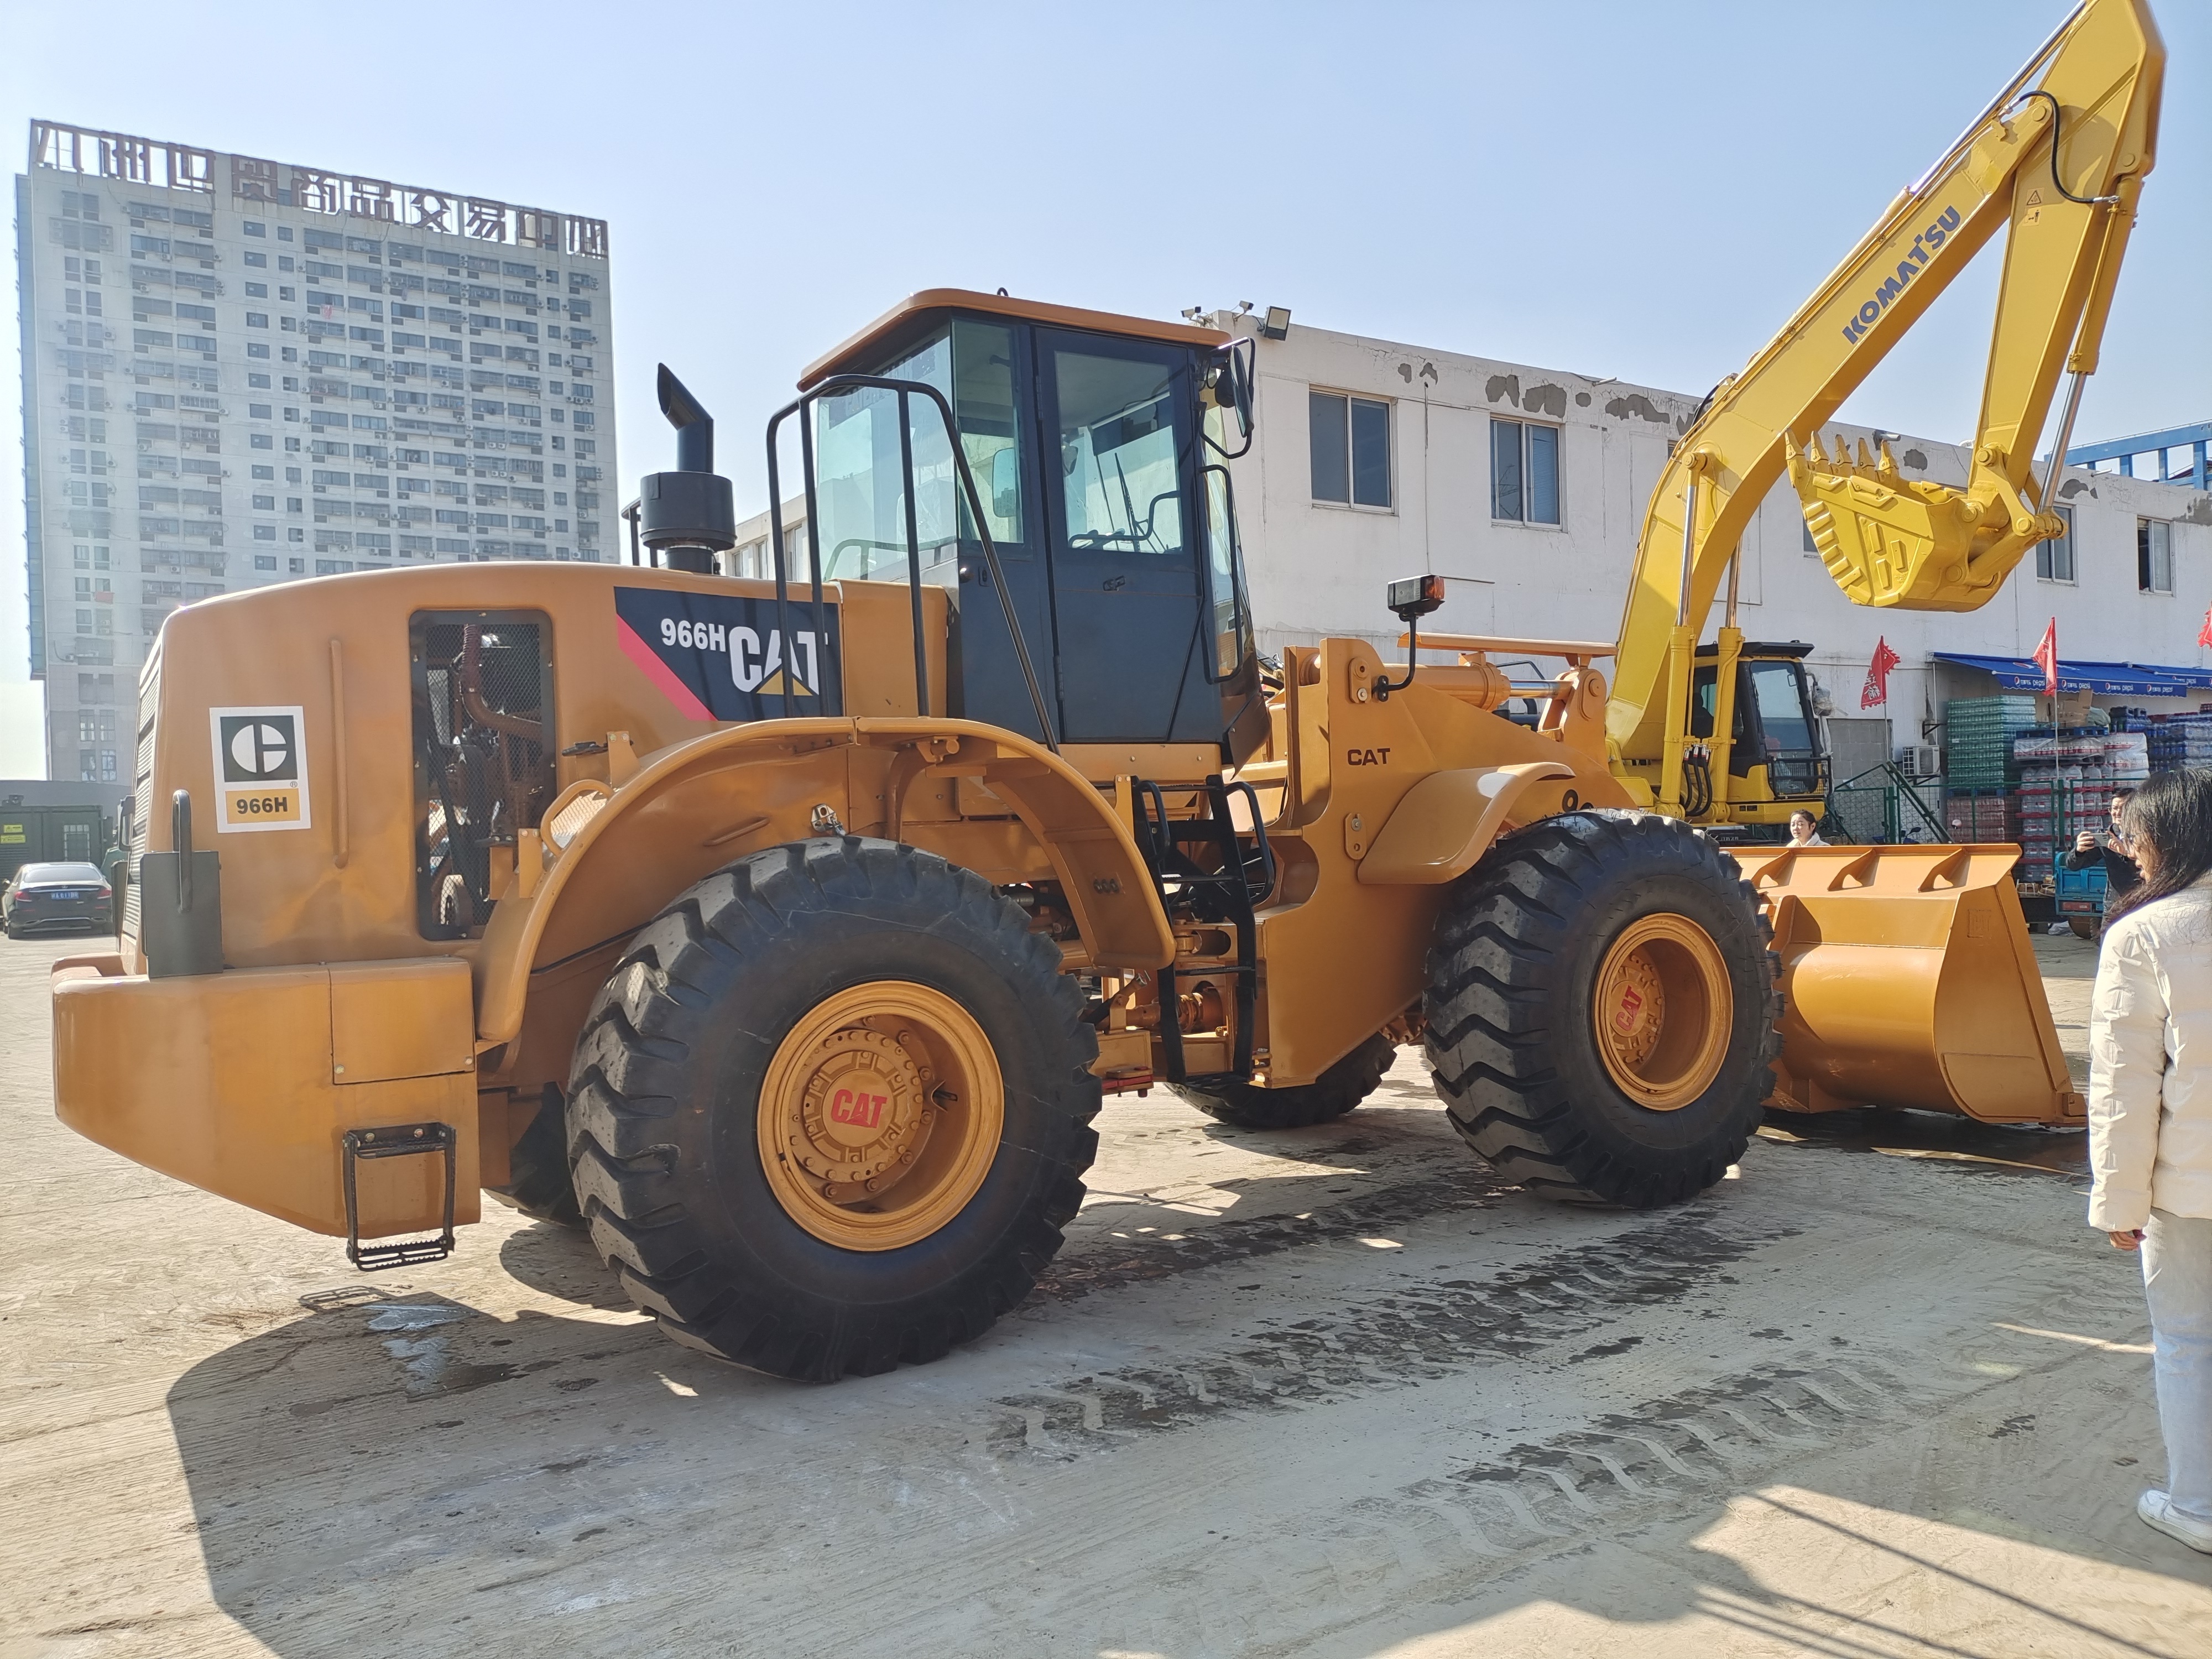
[{"left": 15, "top": 120, "right": 614, "bottom": 782}]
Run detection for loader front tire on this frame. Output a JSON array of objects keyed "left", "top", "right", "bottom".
[
  {"left": 1172, "top": 1033, "right": 1397, "bottom": 1129},
  {"left": 1424, "top": 811, "right": 1779, "bottom": 1208},
  {"left": 564, "top": 838, "right": 1099, "bottom": 1382}
]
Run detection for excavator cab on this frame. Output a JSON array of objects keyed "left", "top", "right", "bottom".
[
  {"left": 794, "top": 291, "right": 1265, "bottom": 759},
  {"left": 1689, "top": 642, "right": 1827, "bottom": 816}
]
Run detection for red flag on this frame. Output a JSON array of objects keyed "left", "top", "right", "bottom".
[
  {"left": 1860, "top": 635, "right": 1901, "bottom": 708},
  {"left": 2198, "top": 606, "right": 2212, "bottom": 649},
  {"left": 2033, "top": 618, "right": 2059, "bottom": 695}
]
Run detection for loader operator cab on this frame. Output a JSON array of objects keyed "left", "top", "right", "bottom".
[
  {"left": 794, "top": 291, "right": 1264, "bottom": 757},
  {"left": 1689, "top": 641, "right": 1827, "bottom": 812}
]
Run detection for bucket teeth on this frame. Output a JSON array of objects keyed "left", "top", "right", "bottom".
[
  {"left": 1856, "top": 437, "right": 1877, "bottom": 472},
  {"left": 1877, "top": 439, "right": 1901, "bottom": 481}
]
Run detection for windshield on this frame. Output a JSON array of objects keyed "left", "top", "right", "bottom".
[
  {"left": 20, "top": 863, "right": 105, "bottom": 884},
  {"left": 1748, "top": 660, "right": 1816, "bottom": 754}
]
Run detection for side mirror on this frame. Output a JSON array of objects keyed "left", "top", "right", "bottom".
[
  {"left": 1205, "top": 346, "right": 1254, "bottom": 439},
  {"left": 990, "top": 446, "right": 1020, "bottom": 522}
]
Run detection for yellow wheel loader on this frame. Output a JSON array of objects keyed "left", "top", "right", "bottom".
[
  {"left": 53, "top": 290, "right": 1782, "bottom": 1381},
  {"left": 49, "top": 0, "right": 2159, "bottom": 1380}
]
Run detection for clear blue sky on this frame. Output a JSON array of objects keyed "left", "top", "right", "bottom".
[{"left": 2, "top": 0, "right": 2203, "bottom": 776}]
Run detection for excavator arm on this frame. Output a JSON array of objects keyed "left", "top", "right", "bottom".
[{"left": 1608, "top": 0, "right": 2163, "bottom": 817}]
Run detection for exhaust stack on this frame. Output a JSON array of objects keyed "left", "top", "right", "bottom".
[{"left": 638, "top": 364, "right": 737, "bottom": 575}]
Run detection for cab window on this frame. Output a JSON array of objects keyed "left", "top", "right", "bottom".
[
  {"left": 1749, "top": 660, "right": 1815, "bottom": 755},
  {"left": 1050, "top": 345, "right": 1185, "bottom": 558},
  {"left": 813, "top": 319, "right": 1026, "bottom": 581}
]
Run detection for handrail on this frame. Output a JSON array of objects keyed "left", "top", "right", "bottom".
[{"left": 761, "top": 374, "right": 1058, "bottom": 750}]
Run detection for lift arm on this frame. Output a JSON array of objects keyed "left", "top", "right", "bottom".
[{"left": 1608, "top": 0, "right": 2163, "bottom": 815}]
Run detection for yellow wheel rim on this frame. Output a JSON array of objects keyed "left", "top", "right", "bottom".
[
  {"left": 756, "top": 981, "right": 1004, "bottom": 1251},
  {"left": 1592, "top": 914, "right": 1733, "bottom": 1112}
]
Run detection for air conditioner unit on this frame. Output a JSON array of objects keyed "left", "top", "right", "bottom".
[{"left": 1898, "top": 743, "right": 1940, "bottom": 779}]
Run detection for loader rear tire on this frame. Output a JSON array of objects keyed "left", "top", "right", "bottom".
[
  {"left": 1172, "top": 1033, "right": 1397, "bottom": 1129},
  {"left": 488, "top": 1083, "right": 584, "bottom": 1227},
  {"left": 1423, "top": 810, "right": 1780, "bottom": 1208},
  {"left": 564, "top": 837, "right": 1099, "bottom": 1383}
]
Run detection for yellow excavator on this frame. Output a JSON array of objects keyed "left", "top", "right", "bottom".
[
  {"left": 46, "top": 0, "right": 2157, "bottom": 1380},
  {"left": 1606, "top": 0, "right": 2162, "bottom": 838},
  {"left": 1405, "top": 0, "right": 2163, "bottom": 1119}
]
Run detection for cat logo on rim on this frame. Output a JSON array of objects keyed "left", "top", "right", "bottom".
[{"left": 208, "top": 705, "right": 312, "bottom": 832}]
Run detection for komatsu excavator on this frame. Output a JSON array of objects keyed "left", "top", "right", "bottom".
[
  {"left": 1650, "top": 0, "right": 2159, "bottom": 1118},
  {"left": 1602, "top": 0, "right": 2163, "bottom": 838},
  {"left": 1399, "top": 0, "right": 2163, "bottom": 1119},
  {"left": 47, "top": 0, "right": 2158, "bottom": 1380}
]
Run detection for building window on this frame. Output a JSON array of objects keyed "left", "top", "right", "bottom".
[
  {"left": 254, "top": 555, "right": 278, "bottom": 571},
  {"left": 1491, "top": 419, "right": 1561, "bottom": 525},
  {"left": 2037, "top": 504, "right": 2077, "bottom": 583},
  {"left": 2139, "top": 518, "right": 2173, "bottom": 594},
  {"left": 1308, "top": 391, "right": 1391, "bottom": 508}
]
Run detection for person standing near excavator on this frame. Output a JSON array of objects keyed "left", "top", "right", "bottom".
[{"left": 2087, "top": 769, "right": 2212, "bottom": 1553}]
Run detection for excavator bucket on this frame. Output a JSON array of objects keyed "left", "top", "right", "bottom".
[{"left": 1730, "top": 843, "right": 2083, "bottom": 1125}]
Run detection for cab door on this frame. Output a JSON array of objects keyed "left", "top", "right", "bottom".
[{"left": 1036, "top": 330, "right": 1213, "bottom": 744}]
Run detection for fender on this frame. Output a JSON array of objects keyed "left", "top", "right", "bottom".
[
  {"left": 472, "top": 716, "right": 1173, "bottom": 1044},
  {"left": 1356, "top": 760, "right": 1575, "bottom": 885}
]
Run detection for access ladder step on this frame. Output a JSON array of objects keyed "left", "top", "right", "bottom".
[{"left": 341, "top": 1121, "right": 458, "bottom": 1272}]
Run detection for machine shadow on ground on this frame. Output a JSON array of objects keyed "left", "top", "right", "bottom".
[{"left": 158, "top": 1141, "right": 2212, "bottom": 1659}]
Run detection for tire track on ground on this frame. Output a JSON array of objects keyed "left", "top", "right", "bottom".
[
  {"left": 997, "top": 1204, "right": 1793, "bottom": 1458},
  {"left": 1036, "top": 1160, "right": 1518, "bottom": 1303}
]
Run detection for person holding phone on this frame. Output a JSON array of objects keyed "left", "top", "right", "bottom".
[{"left": 2068, "top": 786, "right": 2142, "bottom": 901}]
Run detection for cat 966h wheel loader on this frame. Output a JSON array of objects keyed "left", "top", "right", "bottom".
[
  {"left": 51, "top": 290, "right": 1781, "bottom": 1381},
  {"left": 50, "top": 0, "right": 2159, "bottom": 1380}
]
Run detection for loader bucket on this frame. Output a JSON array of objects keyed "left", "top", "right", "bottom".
[{"left": 1728, "top": 843, "right": 2083, "bottom": 1125}]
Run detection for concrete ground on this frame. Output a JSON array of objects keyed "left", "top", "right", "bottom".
[{"left": 3, "top": 928, "right": 2208, "bottom": 1659}]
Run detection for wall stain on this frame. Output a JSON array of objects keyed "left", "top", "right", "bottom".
[
  {"left": 1902, "top": 448, "right": 1928, "bottom": 471},
  {"left": 1605, "top": 394, "right": 1671, "bottom": 425},
  {"left": 1485, "top": 374, "right": 1521, "bottom": 409},
  {"left": 1523, "top": 383, "right": 1568, "bottom": 420}
]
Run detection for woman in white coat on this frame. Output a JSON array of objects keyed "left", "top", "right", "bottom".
[{"left": 2089, "top": 766, "right": 2212, "bottom": 1552}]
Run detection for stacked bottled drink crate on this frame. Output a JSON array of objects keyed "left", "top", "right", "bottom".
[
  {"left": 2143, "top": 711, "right": 2212, "bottom": 772},
  {"left": 1943, "top": 695, "right": 2040, "bottom": 790}
]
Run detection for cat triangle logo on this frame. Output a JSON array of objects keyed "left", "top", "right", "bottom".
[{"left": 755, "top": 667, "right": 816, "bottom": 697}]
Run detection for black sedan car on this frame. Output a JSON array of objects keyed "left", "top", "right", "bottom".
[{"left": 3, "top": 862, "right": 113, "bottom": 937}]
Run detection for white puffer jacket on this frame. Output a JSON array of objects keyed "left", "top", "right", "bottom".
[{"left": 2089, "top": 873, "right": 2212, "bottom": 1231}]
